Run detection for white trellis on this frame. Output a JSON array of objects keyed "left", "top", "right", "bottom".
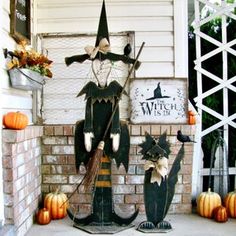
[{"left": 193, "top": 0, "right": 236, "bottom": 196}]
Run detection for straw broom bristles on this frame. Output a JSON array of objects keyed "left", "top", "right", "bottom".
[{"left": 82, "top": 141, "right": 105, "bottom": 189}]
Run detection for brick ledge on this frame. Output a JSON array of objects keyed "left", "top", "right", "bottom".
[{"left": 2, "top": 126, "right": 43, "bottom": 143}]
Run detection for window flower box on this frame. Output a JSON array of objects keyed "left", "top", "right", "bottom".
[
  {"left": 8, "top": 68, "right": 49, "bottom": 91},
  {"left": 5, "top": 40, "right": 53, "bottom": 91}
]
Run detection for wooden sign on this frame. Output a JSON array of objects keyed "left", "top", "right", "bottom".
[
  {"left": 130, "top": 78, "right": 188, "bottom": 124},
  {"left": 10, "top": 0, "right": 31, "bottom": 43}
]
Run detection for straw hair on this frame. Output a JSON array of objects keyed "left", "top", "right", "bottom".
[{"left": 82, "top": 141, "right": 104, "bottom": 189}]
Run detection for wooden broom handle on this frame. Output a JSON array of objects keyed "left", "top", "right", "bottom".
[{"left": 102, "top": 42, "right": 145, "bottom": 141}]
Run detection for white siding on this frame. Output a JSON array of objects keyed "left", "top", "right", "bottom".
[
  {"left": 36, "top": 0, "right": 175, "bottom": 78},
  {"left": 0, "top": 0, "right": 36, "bottom": 124},
  {"left": 35, "top": 0, "right": 189, "bottom": 124}
]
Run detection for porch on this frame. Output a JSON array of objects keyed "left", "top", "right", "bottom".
[{"left": 26, "top": 214, "right": 236, "bottom": 236}]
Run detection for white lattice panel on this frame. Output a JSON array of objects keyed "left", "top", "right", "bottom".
[{"left": 193, "top": 0, "right": 236, "bottom": 195}]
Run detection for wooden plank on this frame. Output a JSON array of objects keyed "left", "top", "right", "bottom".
[
  {"left": 42, "top": 34, "right": 128, "bottom": 49},
  {"left": 37, "top": 0, "right": 173, "bottom": 7},
  {"left": 1, "top": 93, "right": 32, "bottom": 110},
  {"left": 37, "top": 17, "right": 173, "bottom": 33},
  {"left": 37, "top": 3, "right": 173, "bottom": 19},
  {"left": 138, "top": 47, "right": 173, "bottom": 62},
  {"left": 43, "top": 106, "right": 129, "bottom": 124},
  {"left": 135, "top": 32, "right": 174, "bottom": 47},
  {"left": 136, "top": 62, "right": 174, "bottom": 77}
]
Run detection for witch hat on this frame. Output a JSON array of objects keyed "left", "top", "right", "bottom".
[
  {"left": 146, "top": 82, "right": 170, "bottom": 100},
  {"left": 65, "top": 0, "right": 141, "bottom": 69},
  {"left": 95, "top": 0, "right": 109, "bottom": 46}
]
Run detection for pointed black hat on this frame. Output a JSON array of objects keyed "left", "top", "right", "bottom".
[
  {"left": 95, "top": 0, "right": 109, "bottom": 46},
  {"left": 64, "top": 0, "right": 141, "bottom": 69}
]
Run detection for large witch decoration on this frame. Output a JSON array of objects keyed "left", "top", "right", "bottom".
[
  {"left": 137, "top": 132, "right": 184, "bottom": 233},
  {"left": 65, "top": 0, "right": 144, "bottom": 232}
]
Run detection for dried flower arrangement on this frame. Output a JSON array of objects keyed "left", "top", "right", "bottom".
[{"left": 6, "top": 40, "right": 53, "bottom": 78}]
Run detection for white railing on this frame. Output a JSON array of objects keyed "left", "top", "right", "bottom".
[{"left": 193, "top": 0, "right": 236, "bottom": 197}]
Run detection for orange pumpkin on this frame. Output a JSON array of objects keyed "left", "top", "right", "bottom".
[
  {"left": 44, "top": 189, "right": 69, "bottom": 220},
  {"left": 224, "top": 190, "right": 236, "bottom": 218},
  {"left": 188, "top": 110, "right": 196, "bottom": 125},
  {"left": 36, "top": 208, "right": 51, "bottom": 225},
  {"left": 213, "top": 206, "right": 228, "bottom": 223},
  {"left": 197, "top": 188, "right": 221, "bottom": 218},
  {"left": 3, "top": 111, "right": 28, "bottom": 130}
]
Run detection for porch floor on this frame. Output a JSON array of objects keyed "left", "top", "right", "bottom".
[{"left": 26, "top": 213, "right": 236, "bottom": 236}]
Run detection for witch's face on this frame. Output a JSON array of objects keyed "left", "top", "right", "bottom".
[{"left": 92, "top": 59, "right": 112, "bottom": 88}]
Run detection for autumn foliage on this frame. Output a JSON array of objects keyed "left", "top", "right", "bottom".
[{"left": 7, "top": 41, "right": 53, "bottom": 78}]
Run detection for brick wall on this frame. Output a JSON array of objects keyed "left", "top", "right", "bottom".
[
  {"left": 41, "top": 124, "right": 195, "bottom": 215},
  {"left": 2, "top": 126, "right": 43, "bottom": 236}
]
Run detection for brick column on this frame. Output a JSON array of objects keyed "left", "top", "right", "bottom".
[{"left": 2, "top": 126, "right": 43, "bottom": 236}]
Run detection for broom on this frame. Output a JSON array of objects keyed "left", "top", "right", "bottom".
[{"left": 60, "top": 42, "right": 145, "bottom": 208}]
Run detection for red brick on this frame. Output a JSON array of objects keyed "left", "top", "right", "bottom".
[
  {"left": 44, "top": 126, "right": 54, "bottom": 135},
  {"left": 130, "top": 125, "right": 141, "bottom": 135},
  {"left": 43, "top": 175, "right": 67, "bottom": 184},
  {"left": 113, "top": 185, "right": 135, "bottom": 194},
  {"left": 41, "top": 184, "right": 50, "bottom": 193},
  {"left": 180, "top": 125, "right": 192, "bottom": 135},
  {"left": 141, "top": 125, "right": 151, "bottom": 135},
  {"left": 52, "top": 145, "right": 74, "bottom": 155},
  {"left": 114, "top": 204, "right": 136, "bottom": 214},
  {"left": 125, "top": 194, "right": 144, "bottom": 204},
  {"left": 112, "top": 175, "right": 125, "bottom": 184},
  {"left": 179, "top": 164, "right": 192, "bottom": 175},
  {"left": 43, "top": 155, "right": 67, "bottom": 164},
  {"left": 160, "top": 125, "right": 171, "bottom": 135},
  {"left": 67, "top": 155, "right": 76, "bottom": 164},
  {"left": 150, "top": 125, "right": 161, "bottom": 135},
  {"left": 70, "top": 193, "right": 91, "bottom": 203},
  {"left": 182, "top": 194, "right": 192, "bottom": 204},
  {"left": 170, "top": 125, "right": 181, "bottom": 135},
  {"left": 126, "top": 175, "right": 144, "bottom": 184},
  {"left": 3, "top": 169, "right": 13, "bottom": 181},
  {"left": 4, "top": 182, "right": 13, "bottom": 194},
  {"left": 113, "top": 195, "right": 124, "bottom": 204},
  {"left": 135, "top": 185, "right": 143, "bottom": 194},
  {"left": 2, "top": 156, "right": 13, "bottom": 168},
  {"left": 129, "top": 155, "right": 142, "bottom": 165},
  {"left": 172, "top": 203, "right": 192, "bottom": 214},
  {"left": 41, "top": 165, "right": 51, "bottom": 174},
  {"left": 129, "top": 146, "right": 137, "bottom": 155},
  {"left": 68, "top": 137, "right": 74, "bottom": 145},
  {"left": 64, "top": 126, "right": 73, "bottom": 135},
  {"left": 42, "top": 146, "right": 52, "bottom": 155},
  {"left": 183, "top": 174, "right": 192, "bottom": 184},
  {"left": 78, "top": 204, "right": 92, "bottom": 214},
  {"left": 54, "top": 126, "right": 63, "bottom": 135}
]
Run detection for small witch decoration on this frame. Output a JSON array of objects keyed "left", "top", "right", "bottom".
[
  {"left": 137, "top": 132, "right": 184, "bottom": 233},
  {"left": 65, "top": 0, "right": 144, "bottom": 231}
]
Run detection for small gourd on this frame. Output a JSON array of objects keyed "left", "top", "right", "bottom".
[
  {"left": 213, "top": 206, "right": 228, "bottom": 223},
  {"left": 3, "top": 111, "right": 28, "bottom": 130},
  {"left": 224, "top": 190, "right": 236, "bottom": 218},
  {"left": 188, "top": 110, "right": 196, "bottom": 125},
  {"left": 44, "top": 189, "right": 69, "bottom": 220},
  {"left": 197, "top": 188, "right": 221, "bottom": 218},
  {"left": 36, "top": 208, "right": 51, "bottom": 225}
]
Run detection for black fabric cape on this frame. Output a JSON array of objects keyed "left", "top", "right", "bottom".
[{"left": 75, "top": 81, "right": 130, "bottom": 172}]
